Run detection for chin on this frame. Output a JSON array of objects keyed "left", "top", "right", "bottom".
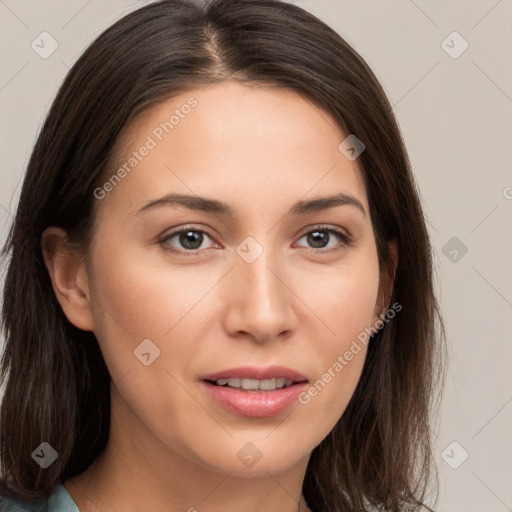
[{"left": 189, "top": 440, "right": 309, "bottom": 477}]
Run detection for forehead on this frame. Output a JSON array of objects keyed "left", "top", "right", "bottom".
[{"left": 99, "top": 80, "right": 369, "bottom": 219}]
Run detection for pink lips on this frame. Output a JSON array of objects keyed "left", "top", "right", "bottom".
[
  {"left": 202, "top": 365, "right": 307, "bottom": 383},
  {"left": 201, "top": 365, "right": 308, "bottom": 418}
]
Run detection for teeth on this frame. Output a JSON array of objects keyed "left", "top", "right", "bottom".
[
  {"left": 258, "top": 378, "right": 277, "bottom": 390},
  {"left": 242, "top": 378, "right": 261, "bottom": 390},
  {"left": 226, "top": 378, "right": 242, "bottom": 387},
  {"left": 214, "top": 377, "right": 296, "bottom": 390}
]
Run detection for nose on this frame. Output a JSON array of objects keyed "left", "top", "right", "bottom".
[{"left": 222, "top": 244, "right": 298, "bottom": 343}]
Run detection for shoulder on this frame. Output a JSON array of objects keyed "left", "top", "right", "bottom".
[
  {"left": 0, "top": 494, "right": 45, "bottom": 512},
  {"left": 0, "top": 482, "right": 77, "bottom": 512}
]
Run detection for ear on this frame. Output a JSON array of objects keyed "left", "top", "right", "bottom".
[
  {"left": 41, "top": 227, "right": 95, "bottom": 331},
  {"left": 373, "top": 237, "right": 399, "bottom": 321}
]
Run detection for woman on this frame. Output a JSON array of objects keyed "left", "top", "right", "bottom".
[{"left": 0, "top": 0, "right": 446, "bottom": 511}]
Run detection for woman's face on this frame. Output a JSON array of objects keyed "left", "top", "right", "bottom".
[{"left": 76, "top": 81, "right": 387, "bottom": 476}]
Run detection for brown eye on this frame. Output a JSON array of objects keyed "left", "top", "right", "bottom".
[
  {"left": 295, "top": 226, "right": 352, "bottom": 253},
  {"left": 160, "top": 227, "right": 216, "bottom": 255}
]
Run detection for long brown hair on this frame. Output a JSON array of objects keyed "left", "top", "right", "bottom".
[{"left": 0, "top": 0, "right": 446, "bottom": 510}]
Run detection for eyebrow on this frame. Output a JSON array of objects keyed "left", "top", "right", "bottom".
[{"left": 136, "top": 192, "right": 366, "bottom": 217}]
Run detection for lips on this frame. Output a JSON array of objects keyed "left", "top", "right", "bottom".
[
  {"left": 202, "top": 365, "right": 308, "bottom": 383},
  {"left": 200, "top": 365, "right": 309, "bottom": 417}
]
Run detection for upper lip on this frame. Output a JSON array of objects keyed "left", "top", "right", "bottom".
[{"left": 202, "top": 365, "right": 308, "bottom": 382}]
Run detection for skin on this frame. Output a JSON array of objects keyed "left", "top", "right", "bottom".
[{"left": 42, "top": 80, "right": 397, "bottom": 512}]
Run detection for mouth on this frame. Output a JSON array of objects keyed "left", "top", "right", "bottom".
[
  {"left": 200, "top": 366, "right": 309, "bottom": 417},
  {"left": 204, "top": 377, "right": 305, "bottom": 391}
]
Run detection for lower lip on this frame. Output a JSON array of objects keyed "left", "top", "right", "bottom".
[{"left": 201, "top": 381, "right": 308, "bottom": 418}]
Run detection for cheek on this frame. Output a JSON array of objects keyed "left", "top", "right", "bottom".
[
  {"left": 85, "top": 240, "right": 210, "bottom": 447},
  {"left": 293, "top": 247, "right": 380, "bottom": 426},
  {"left": 301, "top": 244, "right": 380, "bottom": 348},
  {"left": 85, "top": 234, "right": 204, "bottom": 382}
]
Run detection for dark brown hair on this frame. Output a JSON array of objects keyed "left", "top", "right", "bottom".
[{"left": 0, "top": 0, "right": 446, "bottom": 510}]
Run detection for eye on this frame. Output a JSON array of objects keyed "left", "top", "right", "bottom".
[
  {"left": 160, "top": 227, "right": 216, "bottom": 255},
  {"left": 295, "top": 225, "right": 352, "bottom": 253},
  {"left": 160, "top": 224, "right": 353, "bottom": 256}
]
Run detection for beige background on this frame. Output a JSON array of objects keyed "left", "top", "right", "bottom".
[{"left": 1, "top": 0, "right": 511, "bottom": 510}]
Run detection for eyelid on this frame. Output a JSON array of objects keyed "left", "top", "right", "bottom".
[{"left": 295, "top": 223, "right": 351, "bottom": 240}]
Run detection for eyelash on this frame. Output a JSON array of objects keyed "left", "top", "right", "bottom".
[{"left": 159, "top": 225, "right": 353, "bottom": 257}]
